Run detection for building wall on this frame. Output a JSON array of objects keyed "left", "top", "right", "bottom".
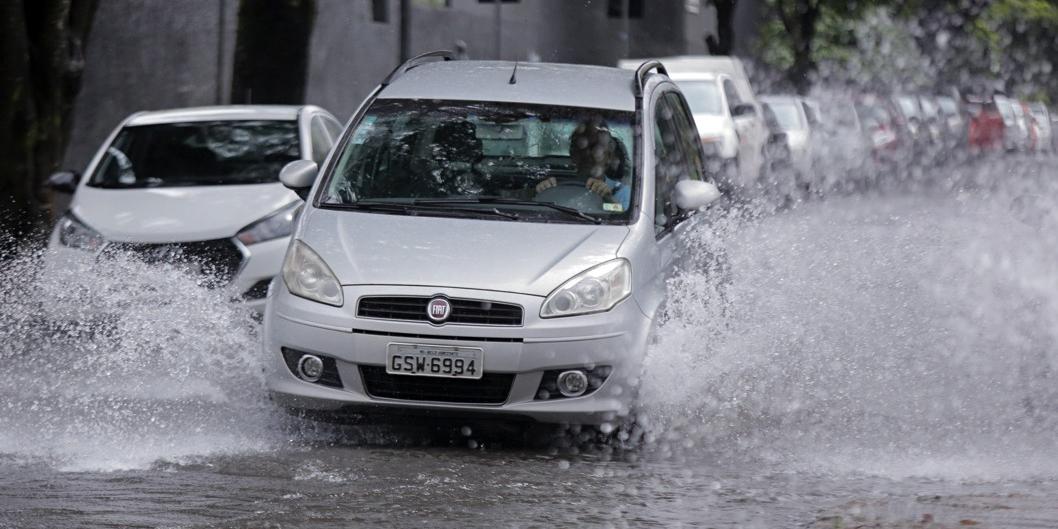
[
  {"left": 64, "top": 0, "right": 238, "bottom": 171},
  {"left": 64, "top": 0, "right": 716, "bottom": 169}
]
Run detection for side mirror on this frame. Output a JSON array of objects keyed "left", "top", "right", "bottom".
[
  {"left": 280, "top": 160, "right": 319, "bottom": 200},
  {"left": 731, "top": 103, "right": 757, "bottom": 118},
  {"left": 46, "top": 171, "right": 79, "bottom": 194},
  {"left": 672, "top": 180, "right": 721, "bottom": 211}
]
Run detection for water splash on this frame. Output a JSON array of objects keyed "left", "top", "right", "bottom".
[
  {"left": 639, "top": 161, "right": 1058, "bottom": 480},
  {"left": 0, "top": 247, "right": 283, "bottom": 471}
]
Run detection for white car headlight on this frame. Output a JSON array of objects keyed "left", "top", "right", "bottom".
[
  {"left": 540, "top": 258, "right": 631, "bottom": 318},
  {"left": 236, "top": 202, "right": 301, "bottom": 246},
  {"left": 281, "top": 240, "right": 343, "bottom": 307},
  {"left": 57, "top": 214, "right": 105, "bottom": 252}
]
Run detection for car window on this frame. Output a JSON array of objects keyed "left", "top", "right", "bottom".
[
  {"left": 664, "top": 92, "right": 706, "bottom": 183},
  {"left": 897, "top": 97, "right": 919, "bottom": 118},
  {"left": 938, "top": 97, "right": 958, "bottom": 115},
  {"left": 310, "top": 115, "right": 333, "bottom": 165},
  {"left": 802, "top": 101, "right": 820, "bottom": 127},
  {"left": 322, "top": 99, "right": 636, "bottom": 224},
  {"left": 722, "top": 79, "right": 742, "bottom": 111},
  {"left": 88, "top": 120, "right": 300, "bottom": 188},
  {"left": 652, "top": 94, "right": 689, "bottom": 233},
  {"left": 674, "top": 80, "right": 723, "bottom": 116},
  {"left": 763, "top": 100, "right": 805, "bottom": 131}
]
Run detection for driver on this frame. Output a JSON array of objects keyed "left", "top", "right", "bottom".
[{"left": 535, "top": 119, "right": 631, "bottom": 211}]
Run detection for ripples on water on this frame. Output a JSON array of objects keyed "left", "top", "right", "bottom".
[{"left": 0, "top": 157, "right": 1056, "bottom": 483}]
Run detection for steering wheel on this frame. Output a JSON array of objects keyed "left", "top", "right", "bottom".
[{"left": 534, "top": 178, "right": 605, "bottom": 212}]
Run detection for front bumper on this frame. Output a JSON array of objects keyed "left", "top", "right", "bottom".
[
  {"left": 44, "top": 226, "right": 288, "bottom": 313},
  {"left": 263, "top": 284, "right": 654, "bottom": 425}
]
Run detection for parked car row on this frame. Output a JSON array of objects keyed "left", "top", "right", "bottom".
[{"left": 617, "top": 54, "right": 1054, "bottom": 198}]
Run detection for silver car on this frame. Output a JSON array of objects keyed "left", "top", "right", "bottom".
[{"left": 263, "top": 53, "right": 721, "bottom": 427}]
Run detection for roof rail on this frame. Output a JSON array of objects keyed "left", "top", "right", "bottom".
[
  {"left": 633, "top": 60, "right": 668, "bottom": 98},
  {"left": 381, "top": 50, "right": 456, "bottom": 87}
]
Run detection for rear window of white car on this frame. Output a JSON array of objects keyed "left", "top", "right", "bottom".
[
  {"left": 88, "top": 120, "right": 300, "bottom": 188},
  {"left": 674, "top": 80, "right": 724, "bottom": 116}
]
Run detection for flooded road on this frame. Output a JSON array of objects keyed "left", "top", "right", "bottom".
[{"left": 2, "top": 158, "right": 1058, "bottom": 528}]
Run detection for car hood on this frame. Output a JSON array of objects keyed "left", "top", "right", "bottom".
[
  {"left": 298, "top": 209, "right": 631, "bottom": 296},
  {"left": 72, "top": 183, "right": 299, "bottom": 243}
]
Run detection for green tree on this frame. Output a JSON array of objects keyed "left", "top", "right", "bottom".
[
  {"left": 0, "top": 0, "right": 98, "bottom": 239},
  {"left": 757, "top": 0, "right": 875, "bottom": 93}
]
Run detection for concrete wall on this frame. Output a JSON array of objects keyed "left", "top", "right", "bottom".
[
  {"left": 64, "top": 0, "right": 716, "bottom": 170},
  {"left": 64, "top": 0, "right": 238, "bottom": 171}
]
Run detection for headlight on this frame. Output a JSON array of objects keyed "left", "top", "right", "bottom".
[
  {"left": 57, "top": 214, "right": 105, "bottom": 251},
  {"left": 281, "top": 240, "right": 343, "bottom": 307},
  {"left": 236, "top": 202, "right": 301, "bottom": 245},
  {"left": 540, "top": 259, "right": 631, "bottom": 318}
]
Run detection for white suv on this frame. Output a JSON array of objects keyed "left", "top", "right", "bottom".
[{"left": 46, "top": 105, "right": 342, "bottom": 310}]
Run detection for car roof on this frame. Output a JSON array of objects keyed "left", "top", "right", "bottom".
[
  {"left": 378, "top": 61, "right": 638, "bottom": 112},
  {"left": 125, "top": 105, "right": 308, "bottom": 126},
  {"left": 667, "top": 72, "right": 719, "bottom": 82},
  {"left": 619, "top": 55, "right": 746, "bottom": 76}
]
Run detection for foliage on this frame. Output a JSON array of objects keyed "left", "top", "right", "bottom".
[
  {"left": 752, "top": 0, "right": 1058, "bottom": 100},
  {"left": 0, "top": 0, "right": 99, "bottom": 239}
]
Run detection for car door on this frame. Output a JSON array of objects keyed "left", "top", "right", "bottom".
[{"left": 653, "top": 89, "right": 709, "bottom": 280}]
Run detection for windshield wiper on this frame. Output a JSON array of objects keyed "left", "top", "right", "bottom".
[
  {"left": 414, "top": 197, "right": 602, "bottom": 224},
  {"left": 322, "top": 200, "right": 518, "bottom": 220}
]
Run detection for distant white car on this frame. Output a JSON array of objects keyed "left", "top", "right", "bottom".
[
  {"left": 1027, "top": 103, "right": 1052, "bottom": 153},
  {"left": 760, "top": 96, "right": 816, "bottom": 181},
  {"left": 620, "top": 56, "right": 767, "bottom": 191},
  {"left": 46, "top": 105, "right": 343, "bottom": 311}
]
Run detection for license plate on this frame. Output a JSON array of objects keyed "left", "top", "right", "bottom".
[{"left": 386, "top": 343, "right": 483, "bottom": 380}]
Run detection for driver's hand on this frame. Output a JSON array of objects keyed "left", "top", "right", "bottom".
[
  {"left": 586, "top": 177, "right": 613, "bottom": 199},
  {"left": 535, "top": 177, "right": 557, "bottom": 193}
]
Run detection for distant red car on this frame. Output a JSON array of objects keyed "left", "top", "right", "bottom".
[{"left": 965, "top": 95, "right": 1005, "bottom": 153}]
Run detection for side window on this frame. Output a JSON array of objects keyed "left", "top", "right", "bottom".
[
  {"left": 664, "top": 92, "right": 706, "bottom": 183},
  {"left": 653, "top": 95, "right": 685, "bottom": 234},
  {"left": 310, "top": 115, "right": 333, "bottom": 165},
  {"left": 722, "top": 79, "right": 742, "bottom": 112},
  {"left": 802, "top": 101, "right": 820, "bottom": 127}
]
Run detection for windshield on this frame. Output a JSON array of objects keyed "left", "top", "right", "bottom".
[
  {"left": 938, "top": 97, "right": 958, "bottom": 115},
  {"left": 995, "top": 97, "right": 1015, "bottom": 123},
  {"left": 88, "top": 120, "right": 300, "bottom": 188},
  {"left": 763, "top": 101, "right": 805, "bottom": 131},
  {"left": 674, "top": 80, "right": 723, "bottom": 115},
  {"left": 320, "top": 99, "right": 636, "bottom": 224},
  {"left": 897, "top": 97, "right": 919, "bottom": 118},
  {"left": 920, "top": 98, "right": 939, "bottom": 117}
]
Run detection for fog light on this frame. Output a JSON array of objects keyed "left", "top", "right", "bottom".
[
  {"left": 297, "top": 354, "right": 324, "bottom": 382},
  {"left": 557, "top": 370, "right": 588, "bottom": 398}
]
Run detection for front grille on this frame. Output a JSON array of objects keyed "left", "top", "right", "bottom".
[
  {"left": 359, "top": 365, "right": 514, "bottom": 404},
  {"left": 351, "top": 328, "right": 523, "bottom": 343},
  {"left": 357, "top": 296, "right": 523, "bottom": 326},
  {"left": 100, "top": 239, "right": 244, "bottom": 287}
]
